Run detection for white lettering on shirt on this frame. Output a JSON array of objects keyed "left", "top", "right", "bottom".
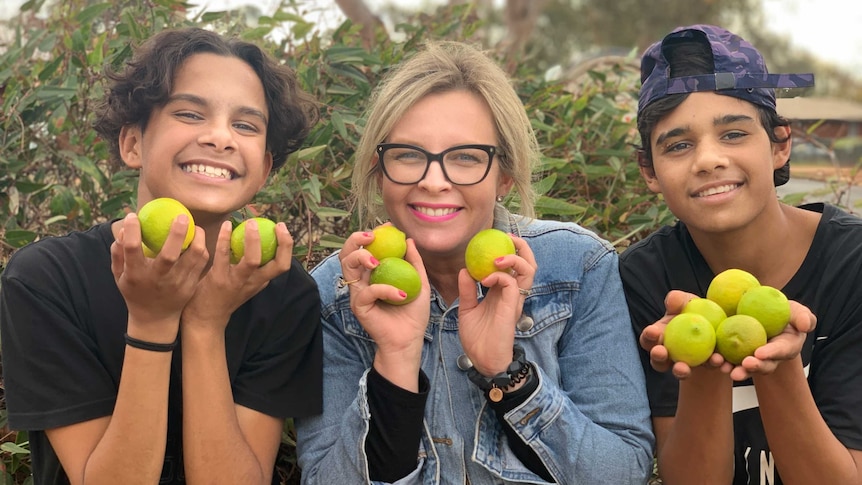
[{"left": 760, "top": 449, "right": 775, "bottom": 484}]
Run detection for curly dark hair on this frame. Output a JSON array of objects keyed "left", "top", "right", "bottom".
[{"left": 93, "top": 27, "right": 319, "bottom": 171}]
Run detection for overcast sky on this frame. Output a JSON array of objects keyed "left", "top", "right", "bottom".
[
  {"left": 206, "top": 0, "right": 862, "bottom": 77},
  {"left": 762, "top": 0, "right": 862, "bottom": 76},
  {"left": 3, "top": 0, "right": 861, "bottom": 76}
]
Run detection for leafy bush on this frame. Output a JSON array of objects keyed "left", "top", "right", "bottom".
[{"left": 0, "top": 1, "right": 667, "bottom": 483}]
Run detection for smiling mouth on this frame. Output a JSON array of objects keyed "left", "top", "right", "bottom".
[
  {"left": 412, "top": 205, "right": 459, "bottom": 217},
  {"left": 694, "top": 183, "right": 740, "bottom": 198},
  {"left": 182, "top": 163, "right": 235, "bottom": 180}
]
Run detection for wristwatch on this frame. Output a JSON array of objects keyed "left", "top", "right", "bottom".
[{"left": 466, "top": 345, "right": 531, "bottom": 402}]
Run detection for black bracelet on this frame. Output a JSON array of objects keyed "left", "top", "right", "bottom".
[
  {"left": 466, "top": 345, "right": 530, "bottom": 402},
  {"left": 124, "top": 332, "right": 177, "bottom": 352}
]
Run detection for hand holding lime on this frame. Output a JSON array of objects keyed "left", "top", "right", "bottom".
[
  {"left": 365, "top": 225, "right": 407, "bottom": 261},
  {"left": 663, "top": 313, "right": 716, "bottom": 367},
  {"left": 138, "top": 197, "right": 195, "bottom": 254},
  {"left": 369, "top": 257, "right": 421, "bottom": 305},
  {"left": 230, "top": 217, "right": 278, "bottom": 265},
  {"left": 465, "top": 228, "right": 516, "bottom": 281},
  {"left": 736, "top": 285, "right": 791, "bottom": 339},
  {"left": 715, "top": 314, "right": 767, "bottom": 365},
  {"left": 142, "top": 244, "right": 158, "bottom": 258}
]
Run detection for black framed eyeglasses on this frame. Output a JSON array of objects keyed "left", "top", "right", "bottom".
[{"left": 376, "top": 143, "right": 497, "bottom": 186}]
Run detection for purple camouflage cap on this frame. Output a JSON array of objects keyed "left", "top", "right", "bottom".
[{"left": 638, "top": 24, "right": 815, "bottom": 185}]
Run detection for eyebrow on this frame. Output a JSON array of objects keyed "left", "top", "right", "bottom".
[
  {"left": 655, "top": 127, "right": 687, "bottom": 147},
  {"left": 166, "top": 93, "right": 268, "bottom": 125},
  {"left": 654, "top": 113, "right": 756, "bottom": 146}
]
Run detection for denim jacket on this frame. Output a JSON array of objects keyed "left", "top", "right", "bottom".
[{"left": 296, "top": 207, "right": 654, "bottom": 484}]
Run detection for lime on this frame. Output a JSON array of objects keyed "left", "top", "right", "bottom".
[
  {"left": 706, "top": 269, "right": 761, "bottom": 316},
  {"left": 663, "top": 313, "right": 716, "bottom": 367},
  {"left": 464, "top": 228, "right": 516, "bottom": 282},
  {"left": 365, "top": 225, "right": 407, "bottom": 261},
  {"left": 682, "top": 297, "right": 727, "bottom": 329},
  {"left": 369, "top": 257, "right": 421, "bottom": 305},
  {"left": 230, "top": 217, "right": 278, "bottom": 265},
  {"left": 142, "top": 243, "right": 158, "bottom": 258},
  {"left": 715, "top": 314, "right": 767, "bottom": 365},
  {"left": 736, "top": 285, "right": 791, "bottom": 339},
  {"left": 138, "top": 197, "right": 195, "bottom": 254}
]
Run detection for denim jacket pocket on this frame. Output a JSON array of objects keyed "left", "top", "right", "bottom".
[
  {"left": 341, "top": 308, "right": 374, "bottom": 342},
  {"left": 515, "top": 281, "right": 575, "bottom": 338}
]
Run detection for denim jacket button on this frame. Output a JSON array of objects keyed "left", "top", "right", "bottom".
[
  {"left": 456, "top": 354, "right": 473, "bottom": 370},
  {"left": 517, "top": 314, "right": 535, "bottom": 331}
]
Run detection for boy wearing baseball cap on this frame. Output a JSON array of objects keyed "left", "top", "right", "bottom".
[{"left": 620, "top": 24, "right": 862, "bottom": 484}]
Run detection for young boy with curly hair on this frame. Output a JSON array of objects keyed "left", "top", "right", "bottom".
[{"left": 1, "top": 27, "right": 322, "bottom": 484}]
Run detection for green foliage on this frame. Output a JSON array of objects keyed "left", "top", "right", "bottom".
[
  {"left": 0, "top": 1, "right": 667, "bottom": 482},
  {"left": 0, "top": 407, "right": 30, "bottom": 485},
  {"left": 514, "top": 57, "right": 674, "bottom": 248}
]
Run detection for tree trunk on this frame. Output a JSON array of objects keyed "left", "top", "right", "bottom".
[
  {"left": 334, "top": 0, "right": 386, "bottom": 48},
  {"left": 499, "top": 0, "right": 545, "bottom": 72}
]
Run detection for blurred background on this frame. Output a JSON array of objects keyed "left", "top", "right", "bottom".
[{"left": 0, "top": 1, "right": 860, "bottom": 483}]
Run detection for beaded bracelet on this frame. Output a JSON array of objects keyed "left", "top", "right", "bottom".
[
  {"left": 466, "top": 345, "right": 531, "bottom": 402},
  {"left": 124, "top": 332, "right": 177, "bottom": 352}
]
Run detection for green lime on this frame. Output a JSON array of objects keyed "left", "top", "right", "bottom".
[
  {"left": 682, "top": 297, "right": 727, "bottom": 329},
  {"left": 663, "top": 313, "right": 717, "bottom": 367},
  {"left": 464, "top": 228, "right": 516, "bottom": 282},
  {"left": 142, "top": 243, "right": 158, "bottom": 258},
  {"left": 137, "top": 197, "right": 195, "bottom": 254},
  {"left": 707, "top": 268, "right": 761, "bottom": 316},
  {"left": 230, "top": 217, "right": 278, "bottom": 265},
  {"left": 365, "top": 225, "right": 407, "bottom": 260},
  {"left": 369, "top": 257, "right": 421, "bottom": 305},
  {"left": 715, "top": 314, "right": 767, "bottom": 365},
  {"left": 736, "top": 285, "right": 790, "bottom": 339}
]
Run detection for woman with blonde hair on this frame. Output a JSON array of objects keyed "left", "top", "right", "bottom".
[{"left": 296, "top": 41, "right": 653, "bottom": 484}]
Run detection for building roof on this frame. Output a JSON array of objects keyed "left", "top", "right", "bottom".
[{"left": 776, "top": 97, "right": 862, "bottom": 122}]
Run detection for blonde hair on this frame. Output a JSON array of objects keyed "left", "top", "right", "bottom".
[{"left": 351, "top": 41, "right": 538, "bottom": 227}]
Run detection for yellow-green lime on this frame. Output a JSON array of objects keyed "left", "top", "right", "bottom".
[
  {"left": 663, "top": 313, "right": 717, "bottom": 367},
  {"left": 465, "top": 228, "right": 516, "bottom": 282},
  {"left": 142, "top": 244, "right": 158, "bottom": 258},
  {"left": 736, "top": 285, "right": 791, "bottom": 339},
  {"left": 365, "top": 225, "right": 407, "bottom": 260},
  {"left": 138, "top": 197, "right": 195, "bottom": 254},
  {"left": 715, "top": 314, "right": 767, "bottom": 365},
  {"left": 682, "top": 297, "right": 727, "bottom": 329},
  {"left": 707, "top": 269, "right": 761, "bottom": 316},
  {"left": 369, "top": 257, "right": 421, "bottom": 305},
  {"left": 230, "top": 217, "right": 278, "bottom": 265}
]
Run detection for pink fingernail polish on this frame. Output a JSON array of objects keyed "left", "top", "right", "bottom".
[
  {"left": 398, "top": 290, "right": 406, "bottom": 298},
  {"left": 370, "top": 257, "right": 379, "bottom": 266}
]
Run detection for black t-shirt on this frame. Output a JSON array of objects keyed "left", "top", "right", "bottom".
[
  {"left": 0, "top": 221, "right": 323, "bottom": 485},
  {"left": 619, "top": 203, "right": 862, "bottom": 485}
]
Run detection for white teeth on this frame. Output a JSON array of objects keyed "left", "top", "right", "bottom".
[
  {"left": 182, "top": 163, "right": 232, "bottom": 179},
  {"left": 415, "top": 206, "right": 457, "bottom": 217},
  {"left": 696, "top": 184, "right": 738, "bottom": 197}
]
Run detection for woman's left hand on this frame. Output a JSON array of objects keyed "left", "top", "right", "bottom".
[{"left": 457, "top": 234, "right": 536, "bottom": 376}]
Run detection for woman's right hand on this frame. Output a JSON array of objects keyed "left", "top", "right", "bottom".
[{"left": 339, "top": 230, "right": 431, "bottom": 391}]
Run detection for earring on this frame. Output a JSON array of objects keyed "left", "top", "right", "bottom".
[{"left": 496, "top": 195, "right": 504, "bottom": 202}]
